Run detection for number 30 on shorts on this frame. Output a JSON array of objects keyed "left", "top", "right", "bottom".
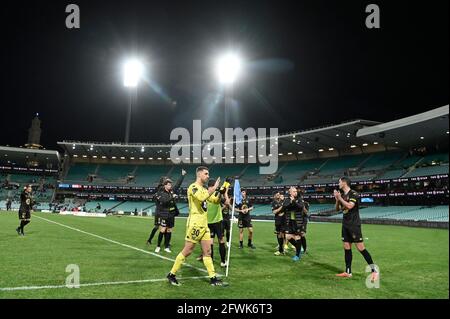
[{"left": 190, "top": 227, "right": 201, "bottom": 239}]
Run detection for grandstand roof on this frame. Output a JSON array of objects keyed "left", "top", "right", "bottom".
[
  {"left": 58, "top": 119, "right": 382, "bottom": 159},
  {"left": 357, "top": 105, "right": 449, "bottom": 149},
  {"left": 58, "top": 106, "right": 449, "bottom": 161},
  {"left": 0, "top": 146, "right": 60, "bottom": 170}
]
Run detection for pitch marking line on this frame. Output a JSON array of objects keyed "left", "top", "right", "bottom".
[
  {"left": 124, "top": 214, "right": 330, "bottom": 225},
  {"left": 33, "top": 215, "right": 219, "bottom": 276},
  {"left": 0, "top": 276, "right": 210, "bottom": 292}
]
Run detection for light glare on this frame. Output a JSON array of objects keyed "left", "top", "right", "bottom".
[
  {"left": 123, "top": 59, "right": 144, "bottom": 87},
  {"left": 216, "top": 53, "right": 242, "bottom": 85}
]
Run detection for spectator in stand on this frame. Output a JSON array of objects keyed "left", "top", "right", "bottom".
[{"left": 6, "top": 198, "right": 12, "bottom": 211}]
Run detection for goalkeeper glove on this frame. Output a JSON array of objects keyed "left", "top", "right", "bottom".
[{"left": 219, "top": 179, "right": 231, "bottom": 194}]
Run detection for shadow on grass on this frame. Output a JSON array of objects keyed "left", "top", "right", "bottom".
[{"left": 307, "top": 259, "right": 343, "bottom": 274}]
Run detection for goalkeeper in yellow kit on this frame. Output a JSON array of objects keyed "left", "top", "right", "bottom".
[{"left": 167, "top": 166, "right": 230, "bottom": 286}]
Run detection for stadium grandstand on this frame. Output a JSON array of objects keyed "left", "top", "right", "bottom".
[
  {"left": 0, "top": 145, "right": 60, "bottom": 211},
  {"left": 3, "top": 105, "right": 447, "bottom": 228}
]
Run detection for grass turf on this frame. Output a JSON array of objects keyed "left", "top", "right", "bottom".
[{"left": 0, "top": 211, "right": 448, "bottom": 299}]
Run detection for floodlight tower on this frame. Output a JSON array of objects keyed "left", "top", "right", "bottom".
[
  {"left": 215, "top": 52, "right": 243, "bottom": 132},
  {"left": 123, "top": 59, "right": 144, "bottom": 144}
]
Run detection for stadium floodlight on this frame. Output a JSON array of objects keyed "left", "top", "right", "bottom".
[
  {"left": 214, "top": 51, "right": 243, "bottom": 132},
  {"left": 122, "top": 58, "right": 144, "bottom": 144},
  {"left": 123, "top": 59, "right": 144, "bottom": 87},
  {"left": 215, "top": 52, "right": 243, "bottom": 85}
]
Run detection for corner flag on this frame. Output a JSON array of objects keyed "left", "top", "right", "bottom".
[
  {"left": 233, "top": 179, "right": 243, "bottom": 205},
  {"left": 225, "top": 179, "right": 241, "bottom": 277}
]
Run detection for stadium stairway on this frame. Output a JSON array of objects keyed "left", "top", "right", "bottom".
[{"left": 403, "top": 164, "right": 449, "bottom": 178}]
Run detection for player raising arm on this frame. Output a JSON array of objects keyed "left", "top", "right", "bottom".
[
  {"left": 167, "top": 166, "right": 228, "bottom": 287},
  {"left": 205, "top": 177, "right": 231, "bottom": 266}
]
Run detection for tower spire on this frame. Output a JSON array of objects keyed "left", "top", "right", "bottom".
[{"left": 25, "top": 113, "right": 43, "bottom": 149}]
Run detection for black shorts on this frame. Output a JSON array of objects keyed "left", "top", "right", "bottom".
[
  {"left": 342, "top": 224, "right": 363, "bottom": 243},
  {"left": 222, "top": 219, "right": 231, "bottom": 232},
  {"left": 238, "top": 218, "right": 252, "bottom": 229},
  {"left": 160, "top": 216, "right": 175, "bottom": 228},
  {"left": 19, "top": 210, "right": 31, "bottom": 220},
  {"left": 208, "top": 222, "right": 223, "bottom": 239},
  {"left": 154, "top": 216, "right": 161, "bottom": 226},
  {"left": 299, "top": 222, "right": 307, "bottom": 235},
  {"left": 285, "top": 220, "right": 301, "bottom": 235},
  {"left": 275, "top": 218, "right": 286, "bottom": 233}
]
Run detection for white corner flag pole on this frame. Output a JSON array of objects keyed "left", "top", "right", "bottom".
[{"left": 225, "top": 194, "right": 236, "bottom": 277}]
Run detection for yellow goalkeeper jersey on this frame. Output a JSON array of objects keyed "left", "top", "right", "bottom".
[{"left": 186, "top": 182, "right": 211, "bottom": 228}]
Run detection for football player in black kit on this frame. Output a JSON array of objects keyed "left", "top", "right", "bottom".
[
  {"left": 334, "top": 177, "right": 378, "bottom": 282},
  {"left": 235, "top": 189, "right": 255, "bottom": 249},
  {"left": 147, "top": 178, "right": 165, "bottom": 245},
  {"left": 297, "top": 193, "right": 310, "bottom": 255},
  {"left": 272, "top": 191, "right": 286, "bottom": 256},
  {"left": 282, "top": 186, "right": 306, "bottom": 261},
  {"left": 16, "top": 185, "right": 33, "bottom": 236},
  {"left": 221, "top": 191, "right": 232, "bottom": 247},
  {"left": 153, "top": 169, "right": 186, "bottom": 253}
]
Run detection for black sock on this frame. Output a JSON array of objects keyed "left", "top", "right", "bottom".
[
  {"left": 289, "top": 239, "right": 301, "bottom": 257},
  {"left": 219, "top": 243, "right": 226, "bottom": 263},
  {"left": 248, "top": 239, "right": 252, "bottom": 247},
  {"left": 148, "top": 226, "right": 158, "bottom": 242},
  {"left": 359, "top": 249, "right": 375, "bottom": 272},
  {"left": 19, "top": 220, "right": 26, "bottom": 233},
  {"left": 167, "top": 232, "right": 172, "bottom": 246},
  {"left": 345, "top": 249, "right": 352, "bottom": 274},
  {"left": 239, "top": 240, "right": 243, "bottom": 247},
  {"left": 164, "top": 232, "right": 172, "bottom": 248},
  {"left": 22, "top": 221, "right": 30, "bottom": 234},
  {"left": 226, "top": 230, "right": 230, "bottom": 243},
  {"left": 301, "top": 237, "right": 307, "bottom": 252},
  {"left": 295, "top": 239, "right": 302, "bottom": 256},
  {"left": 210, "top": 244, "right": 214, "bottom": 260},
  {"left": 277, "top": 237, "right": 284, "bottom": 253},
  {"left": 157, "top": 232, "right": 164, "bottom": 247}
]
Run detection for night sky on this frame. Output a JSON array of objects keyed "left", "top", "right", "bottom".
[{"left": 1, "top": 0, "right": 448, "bottom": 149}]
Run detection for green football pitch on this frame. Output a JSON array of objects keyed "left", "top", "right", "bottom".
[{"left": 0, "top": 211, "right": 448, "bottom": 299}]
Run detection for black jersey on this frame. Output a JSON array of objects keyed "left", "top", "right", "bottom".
[
  {"left": 282, "top": 196, "right": 304, "bottom": 224},
  {"left": 236, "top": 197, "right": 253, "bottom": 220},
  {"left": 300, "top": 200, "right": 310, "bottom": 225},
  {"left": 221, "top": 199, "right": 231, "bottom": 221},
  {"left": 19, "top": 191, "right": 33, "bottom": 214},
  {"left": 272, "top": 199, "right": 284, "bottom": 221},
  {"left": 154, "top": 175, "right": 184, "bottom": 219},
  {"left": 341, "top": 190, "right": 361, "bottom": 226}
]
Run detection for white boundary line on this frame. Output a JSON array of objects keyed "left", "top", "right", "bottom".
[
  {"left": 0, "top": 275, "right": 210, "bottom": 292},
  {"left": 124, "top": 214, "right": 330, "bottom": 224},
  {"left": 33, "top": 215, "right": 213, "bottom": 275}
]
